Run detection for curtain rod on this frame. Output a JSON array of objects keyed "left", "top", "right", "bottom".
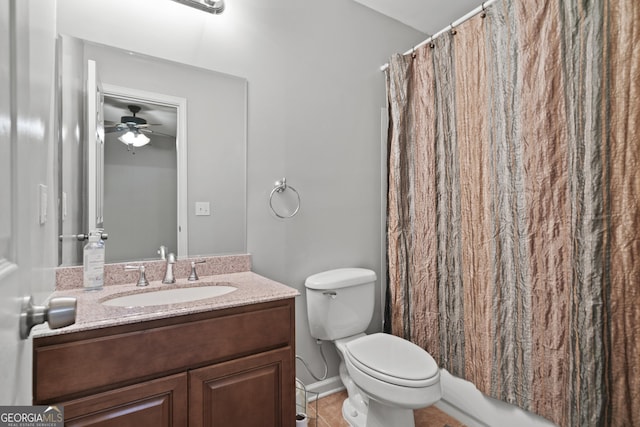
[{"left": 380, "top": 0, "right": 498, "bottom": 71}]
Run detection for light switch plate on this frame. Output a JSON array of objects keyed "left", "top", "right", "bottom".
[{"left": 195, "top": 201, "right": 210, "bottom": 216}]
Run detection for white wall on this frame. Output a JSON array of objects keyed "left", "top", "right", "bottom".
[{"left": 56, "top": 0, "right": 425, "bottom": 385}]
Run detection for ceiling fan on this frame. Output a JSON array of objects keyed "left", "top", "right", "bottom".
[{"left": 104, "top": 105, "right": 169, "bottom": 150}]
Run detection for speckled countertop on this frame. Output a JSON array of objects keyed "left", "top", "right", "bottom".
[{"left": 33, "top": 271, "right": 299, "bottom": 338}]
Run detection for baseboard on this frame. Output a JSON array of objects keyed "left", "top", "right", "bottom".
[
  {"left": 435, "top": 399, "right": 487, "bottom": 427},
  {"left": 305, "top": 376, "right": 345, "bottom": 400}
]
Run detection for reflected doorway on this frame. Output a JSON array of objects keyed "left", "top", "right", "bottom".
[{"left": 102, "top": 87, "right": 186, "bottom": 262}]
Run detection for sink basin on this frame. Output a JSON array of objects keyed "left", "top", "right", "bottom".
[{"left": 102, "top": 285, "right": 237, "bottom": 307}]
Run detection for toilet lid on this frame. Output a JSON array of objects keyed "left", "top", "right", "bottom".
[
  {"left": 345, "top": 333, "right": 439, "bottom": 387},
  {"left": 305, "top": 268, "right": 376, "bottom": 290}
]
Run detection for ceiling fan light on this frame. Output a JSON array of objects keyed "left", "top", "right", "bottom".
[
  {"left": 132, "top": 133, "right": 151, "bottom": 147},
  {"left": 118, "top": 131, "right": 150, "bottom": 147}
]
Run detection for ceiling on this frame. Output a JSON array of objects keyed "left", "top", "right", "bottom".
[
  {"left": 103, "top": 96, "right": 177, "bottom": 139},
  {"left": 353, "top": 0, "right": 482, "bottom": 34}
]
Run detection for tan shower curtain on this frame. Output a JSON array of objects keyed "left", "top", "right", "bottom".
[{"left": 385, "top": 0, "right": 639, "bottom": 426}]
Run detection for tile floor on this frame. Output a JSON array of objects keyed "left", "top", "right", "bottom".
[{"left": 304, "top": 391, "right": 466, "bottom": 427}]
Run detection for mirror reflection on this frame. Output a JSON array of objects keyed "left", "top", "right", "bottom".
[
  {"left": 103, "top": 97, "right": 178, "bottom": 263},
  {"left": 58, "top": 35, "right": 247, "bottom": 266}
]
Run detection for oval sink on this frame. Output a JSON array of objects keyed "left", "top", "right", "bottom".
[{"left": 102, "top": 285, "right": 237, "bottom": 307}]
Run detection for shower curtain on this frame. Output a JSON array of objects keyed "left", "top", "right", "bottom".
[{"left": 385, "top": 0, "right": 639, "bottom": 426}]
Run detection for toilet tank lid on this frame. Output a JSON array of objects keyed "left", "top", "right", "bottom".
[{"left": 305, "top": 268, "right": 377, "bottom": 290}]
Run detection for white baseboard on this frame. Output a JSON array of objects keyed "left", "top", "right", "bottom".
[
  {"left": 305, "top": 376, "right": 345, "bottom": 400},
  {"left": 435, "top": 399, "right": 487, "bottom": 427}
]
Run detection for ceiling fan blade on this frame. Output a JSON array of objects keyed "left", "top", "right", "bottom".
[
  {"left": 139, "top": 128, "right": 175, "bottom": 138},
  {"left": 104, "top": 126, "right": 127, "bottom": 134}
]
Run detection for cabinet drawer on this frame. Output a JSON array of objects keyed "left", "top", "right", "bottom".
[{"left": 34, "top": 302, "right": 293, "bottom": 403}]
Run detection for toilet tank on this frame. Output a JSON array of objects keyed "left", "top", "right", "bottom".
[{"left": 305, "top": 268, "right": 377, "bottom": 341}]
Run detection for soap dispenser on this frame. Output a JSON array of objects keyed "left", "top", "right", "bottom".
[{"left": 83, "top": 230, "right": 105, "bottom": 291}]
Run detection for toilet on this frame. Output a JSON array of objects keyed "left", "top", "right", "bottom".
[{"left": 305, "top": 268, "right": 441, "bottom": 427}]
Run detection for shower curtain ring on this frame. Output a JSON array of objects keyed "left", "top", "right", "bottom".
[
  {"left": 411, "top": 47, "right": 416, "bottom": 58},
  {"left": 429, "top": 36, "right": 435, "bottom": 49},
  {"left": 481, "top": 2, "right": 487, "bottom": 18},
  {"left": 450, "top": 23, "right": 457, "bottom": 35}
]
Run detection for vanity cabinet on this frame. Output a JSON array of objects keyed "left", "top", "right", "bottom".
[{"left": 33, "top": 298, "right": 295, "bottom": 427}]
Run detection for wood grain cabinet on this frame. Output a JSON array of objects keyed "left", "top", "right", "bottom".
[
  {"left": 33, "top": 299, "right": 295, "bottom": 427},
  {"left": 62, "top": 373, "right": 188, "bottom": 427},
  {"left": 190, "top": 347, "right": 292, "bottom": 427}
]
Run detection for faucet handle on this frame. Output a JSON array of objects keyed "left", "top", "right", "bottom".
[
  {"left": 125, "top": 265, "right": 149, "bottom": 287},
  {"left": 188, "top": 260, "right": 206, "bottom": 281}
]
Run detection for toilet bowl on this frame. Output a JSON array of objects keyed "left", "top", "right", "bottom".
[
  {"left": 344, "top": 333, "right": 441, "bottom": 427},
  {"left": 305, "top": 268, "right": 442, "bottom": 427}
]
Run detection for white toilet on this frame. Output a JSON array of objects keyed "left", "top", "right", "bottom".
[{"left": 305, "top": 268, "right": 441, "bottom": 427}]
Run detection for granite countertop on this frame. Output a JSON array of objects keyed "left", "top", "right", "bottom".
[{"left": 33, "top": 271, "right": 299, "bottom": 338}]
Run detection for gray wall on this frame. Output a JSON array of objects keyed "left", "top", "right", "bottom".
[
  {"left": 56, "top": 0, "right": 424, "bottom": 386},
  {"left": 104, "top": 133, "right": 177, "bottom": 263}
]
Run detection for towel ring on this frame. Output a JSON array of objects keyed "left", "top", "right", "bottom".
[{"left": 269, "top": 178, "right": 300, "bottom": 219}]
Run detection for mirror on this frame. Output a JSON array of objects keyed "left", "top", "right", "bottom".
[{"left": 58, "top": 35, "right": 247, "bottom": 266}]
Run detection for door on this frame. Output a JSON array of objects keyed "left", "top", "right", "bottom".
[
  {"left": 86, "top": 59, "right": 105, "bottom": 232},
  {"left": 0, "top": 0, "right": 58, "bottom": 405}
]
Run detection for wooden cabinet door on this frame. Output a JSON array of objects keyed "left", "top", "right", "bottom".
[
  {"left": 189, "top": 347, "right": 294, "bottom": 427},
  {"left": 61, "top": 373, "right": 188, "bottom": 427}
]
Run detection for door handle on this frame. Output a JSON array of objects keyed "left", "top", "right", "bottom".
[{"left": 19, "top": 295, "right": 77, "bottom": 339}]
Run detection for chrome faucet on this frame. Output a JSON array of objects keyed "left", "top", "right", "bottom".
[{"left": 162, "top": 253, "right": 176, "bottom": 284}]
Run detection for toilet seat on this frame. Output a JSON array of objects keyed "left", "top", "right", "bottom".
[{"left": 345, "top": 333, "right": 439, "bottom": 388}]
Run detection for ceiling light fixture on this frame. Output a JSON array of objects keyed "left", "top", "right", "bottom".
[
  {"left": 170, "top": 0, "right": 225, "bottom": 14},
  {"left": 118, "top": 130, "right": 151, "bottom": 148}
]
